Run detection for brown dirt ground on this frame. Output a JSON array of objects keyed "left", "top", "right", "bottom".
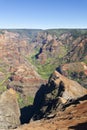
[{"left": 13, "top": 100, "right": 87, "bottom": 130}]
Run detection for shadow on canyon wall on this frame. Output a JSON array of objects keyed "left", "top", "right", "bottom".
[{"left": 69, "top": 122, "right": 87, "bottom": 130}]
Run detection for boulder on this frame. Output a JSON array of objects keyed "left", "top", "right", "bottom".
[
  {"left": 32, "top": 71, "right": 87, "bottom": 120},
  {"left": 0, "top": 88, "right": 20, "bottom": 129},
  {"left": 52, "top": 71, "right": 87, "bottom": 99}
]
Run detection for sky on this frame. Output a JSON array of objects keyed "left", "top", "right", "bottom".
[{"left": 0, "top": 0, "right": 87, "bottom": 29}]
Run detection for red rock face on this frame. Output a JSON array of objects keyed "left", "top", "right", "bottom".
[
  {"left": 0, "top": 30, "right": 46, "bottom": 97},
  {"left": 10, "top": 65, "right": 43, "bottom": 84},
  {"left": 36, "top": 32, "right": 73, "bottom": 64},
  {"left": 0, "top": 31, "right": 29, "bottom": 65},
  {"left": 9, "top": 65, "right": 45, "bottom": 97},
  {"left": 36, "top": 32, "right": 87, "bottom": 66},
  {"left": 65, "top": 36, "right": 87, "bottom": 62},
  {"left": 0, "top": 29, "right": 87, "bottom": 130}
]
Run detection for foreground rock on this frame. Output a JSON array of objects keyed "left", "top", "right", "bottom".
[
  {"left": 13, "top": 95, "right": 87, "bottom": 130},
  {"left": 9, "top": 71, "right": 87, "bottom": 130},
  {"left": 32, "top": 71, "right": 87, "bottom": 120},
  {"left": 0, "top": 89, "right": 20, "bottom": 129}
]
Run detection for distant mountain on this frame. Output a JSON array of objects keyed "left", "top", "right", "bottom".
[
  {"left": 64, "top": 35, "right": 87, "bottom": 62},
  {"left": 36, "top": 29, "right": 87, "bottom": 64}
]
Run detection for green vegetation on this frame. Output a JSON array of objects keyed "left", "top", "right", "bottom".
[
  {"left": 17, "top": 93, "right": 34, "bottom": 108},
  {"left": 7, "top": 29, "right": 43, "bottom": 42},
  {"left": 25, "top": 96, "right": 34, "bottom": 105},
  {"left": 0, "top": 60, "right": 11, "bottom": 94},
  {"left": 47, "top": 29, "right": 87, "bottom": 38},
  {"left": 83, "top": 59, "right": 87, "bottom": 64},
  {"left": 17, "top": 93, "right": 24, "bottom": 108},
  {"left": 0, "top": 86, "right": 7, "bottom": 93},
  {"left": 28, "top": 57, "right": 53, "bottom": 79},
  {"left": 47, "top": 29, "right": 70, "bottom": 37},
  {"left": 0, "top": 73, "right": 11, "bottom": 93},
  {"left": 36, "top": 62, "right": 56, "bottom": 79},
  {"left": 28, "top": 54, "right": 62, "bottom": 79},
  {"left": 0, "top": 30, "right": 5, "bottom": 34},
  {"left": 27, "top": 42, "right": 67, "bottom": 79},
  {"left": 70, "top": 29, "right": 87, "bottom": 39}
]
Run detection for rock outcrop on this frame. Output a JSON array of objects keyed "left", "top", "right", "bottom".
[
  {"left": 57, "top": 62, "right": 87, "bottom": 88},
  {"left": 0, "top": 88, "right": 20, "bottom": 129},
  {"left": 32, "top": 71, "right": 87, "bottom": 120},
  {"left": 1, "top": 71, "right": 86, "bottom": 130},
  {"left": 12, "top": 97, "right": 87, "bottom": 130}
]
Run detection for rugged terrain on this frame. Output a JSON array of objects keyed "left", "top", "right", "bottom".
[
  {"left": 29, "top": 29, "right": 87, "bottom": 80},
  {"left": 0, "top": 70, "right": 87, "bottom": 130},
  {"left": 0, "top": 29, "right": 87, "bottom": 129},
  {"left": 0, "top": 30, "right": 46, "bottom": 107},
  {"left": 14, "top": 99, "right": 87, "bottom": 130},
  {"left": 0, "top": 88, "right": 20, "bottom": 129},
  {"left": 13, "top": 71, "right": 87, "bottom": 130}
]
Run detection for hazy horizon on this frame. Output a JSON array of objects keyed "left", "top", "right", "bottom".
[{"left": 0, "top": 28, "right": 87, "bottom": 30}]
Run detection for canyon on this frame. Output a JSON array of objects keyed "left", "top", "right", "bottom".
[{"left": 0, "top": 29, "right": 87, "bottom": 129}]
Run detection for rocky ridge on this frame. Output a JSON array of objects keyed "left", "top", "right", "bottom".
[
  {"left": 12, "top": 70, "right": 87, "bottom": 130},
  {"left": 31, "top": 71, "right": 87, "bottom": 120},
  {"left": 0, "top": 68, "right": 87, "bottom": 130}
]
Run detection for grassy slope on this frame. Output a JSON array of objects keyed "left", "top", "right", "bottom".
[{"left": 47, "top": 29, "right": 87, "bottom": 38}]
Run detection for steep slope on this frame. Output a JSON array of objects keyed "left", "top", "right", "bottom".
[
  {"left": 64, "top": 35, "right": 87, "bottom": 62},
  {"left": 13, "top": 99, "right": 87, "bottom": 130},
  {"left": 0, "top": 29, "right": 87, "bottom": 130},
  {"left": 0, "top": 29, "right": 87, "bottom": 105},
  {"left": 0, "top": 30, "right": 45, "bottom": 107},
  {"left": 29, "top": 31, "right": 73, "bottom": 78},
  {"left": 36, "top": 31, "right": 87, "bottom": 64},
  {"left": 35, "top": 31, "right": 73, "bottom": 64},
  {"left": 31, "top": 71, "right": 87, "bottom": 120},
  {"left": 0, "top": 88, "right": 20, "bottom": 129},
  {"left": 58, "top": 62, "right": 87, "bottom": 88},
  {"left": 13, "top": 71, "right": 87, "bottom": 130},
  {"left": 30, "top": 30, "right": 87, "bottom": 79}
]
